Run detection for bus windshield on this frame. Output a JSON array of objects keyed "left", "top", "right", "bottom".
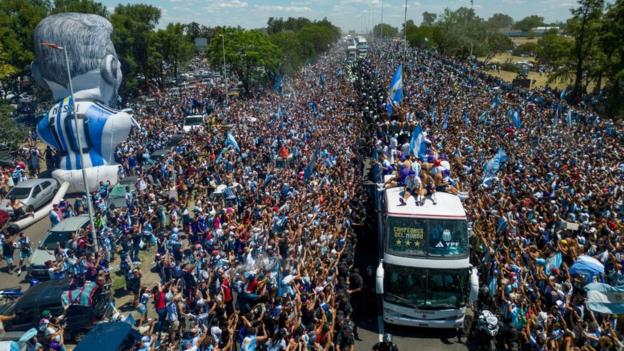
[
  {"left": 386, "top": 217, "right": 468, "bottom": 258},
  {"left": 384, "top": 265, "right": 469, "bottom": 310}
]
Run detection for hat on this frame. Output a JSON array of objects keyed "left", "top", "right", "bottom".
[
  {"left": 433, "top": 159, "right": 441, "bottom": 167},
  {"left": 41, "top": 310, "right": 51, "bottom": 318}
]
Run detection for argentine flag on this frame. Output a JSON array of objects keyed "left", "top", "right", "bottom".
[
  {"left": 409, "top": 124, "right": 427, "bottom": 160},
  {"left": 584, "top": 283, "right": 624, "bottom": 315},
  {"left": 511, "top": 109, "right": 522, "bottom": 128},
  {"left": 386, "top": 65, "right": 403, "bottom": 116},
  {"left": 226, "top": 132, "right": 240, "bottom": 152}
]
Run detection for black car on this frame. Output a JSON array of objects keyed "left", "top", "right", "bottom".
[
  {"left": 0, "top": 279, "right": 114, "bottom": 341},
  {"left": 74, "top": 322, "right": 141, "bottom": 351}
]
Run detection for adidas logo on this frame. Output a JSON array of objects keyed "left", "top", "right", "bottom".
[{"left": 435, "top": 241, "right": 444, "bottom": 248}]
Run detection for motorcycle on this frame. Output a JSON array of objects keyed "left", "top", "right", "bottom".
[{"left": 472, "top": 310, "right": 499, "bottom": 351}]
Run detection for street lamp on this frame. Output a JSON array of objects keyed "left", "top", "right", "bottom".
[
  {"left": 220, "top": 34, "right": 228, "bottom": 106},
  {"left": 41, "top": 41, "right": 99, "bottom": 252}
]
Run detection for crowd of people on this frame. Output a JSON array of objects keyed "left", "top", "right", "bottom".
[
  {"left": 0, "top": 38, "right": 623, "bottom": 351},
  {"left": 362, "top": 41, "right": 624, "bottom": 350},
  {"left": 4, "top": 52, "right": 369, "bottom": 351}
]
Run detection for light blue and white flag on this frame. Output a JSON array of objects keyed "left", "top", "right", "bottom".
[
  {"left": 482, "top": 147, "right": 507, "bottom": 185},
  {"left": 584, "top": 283, "right": 624, "bottom": 315},
  {"left": 567, "top": 109, "right": 573, "bottom": 128},
  {"left": 226, "top": 132, "right": 240, "bottom": 152},
  {"left": 491, "top": 94, "right": 501, "bottom": 109},
  {"left": 511, "top": 109, "right": 522, "bottom": 128},
  {"left": 442, "top": 110, "right": 449, "bottom": 130},
  {"left": 409, "top": 124, "right": 427, "bottom": 160},
  {"left": 386, "top": 65, "right": 403, "bottom": 116}
]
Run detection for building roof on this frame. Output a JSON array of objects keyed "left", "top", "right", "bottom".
[{"left": 384, "top": 188, "right": 466, "bottom": 219}]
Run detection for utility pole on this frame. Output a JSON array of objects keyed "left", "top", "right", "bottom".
[{"left": 41, "top": 41, "right": 98, "bottom": 252}]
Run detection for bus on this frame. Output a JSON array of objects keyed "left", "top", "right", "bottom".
[
  {"left": 375, "top": 186, "right": 478, "bottom": 329},
  {"left": 356, "top": 36, "right": 368, "bottom": 58}
]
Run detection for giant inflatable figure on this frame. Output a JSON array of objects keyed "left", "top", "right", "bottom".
[{"left": 33, "top": 13, "right": 132, "bottom": 193}]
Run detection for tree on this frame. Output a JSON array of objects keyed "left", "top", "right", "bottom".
[
  {"left": 512, "top": 42, "right": 538, "bottom": 56},
  {"left": 422, "top": 12, "right": 437, "bottom": 26},
  {"left": 535, "top": 31, "right": 573, "bottom": 67},
  {"left": 151, "top": 23, "right": 195, "bottom": 87},
  {"left": 270, "top": 30, "right": 304, "bottom": 75},
  {"left": 568, "top": 0, "right": 605, "bottom": 99},
  {"left": 434, "top": 7, "right": 487, "bottom": 58},
  {"left": 206, "top": 28, "right": 281, "bottom": 95},
  {"left": 513, "top": 15, "right": 544, "bottom": 32},
  {"left": 0, "top": 0, "right": 49, "bottom": 72},
  {"left": 482, "top": 32, "right": 514, "bottom": 63},
  {"left": 52, "top": 0, "right": 107, "bottom": 16},
  {"left": 0, "top": 104, "right": 26, "bottom": 150},
  {"left": 599, "top": 0, "right": 624, "bottom": 114},
  {"left": 402, "top": 19, "right": 417, "bottom": 36},
  {"left": 373, "top": 23, "right": 398, "bottom": 38},
  {"left": 109, "top": 4, "right": 161, "bottom": 99},
  {"left": 486, "top": 13, "right": 514, "bottom": 30},
  {"left": 406, "top": 25, "right": 438, "bottom": 49},
  {"left": 0, "top": 42, "right": 17, "bottom": 82}
]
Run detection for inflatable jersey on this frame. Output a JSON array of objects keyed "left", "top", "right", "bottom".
[{"left": 32, "top": 13, "right": 132, "bottom": 192}]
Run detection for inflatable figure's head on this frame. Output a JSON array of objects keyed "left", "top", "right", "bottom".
[{"left": 32, "top": 13, "right": 122, "bottom": 107}]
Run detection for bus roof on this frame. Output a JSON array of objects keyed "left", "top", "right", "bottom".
[{"left": 384, "top": 187, "right": 466, "bottom": 219}]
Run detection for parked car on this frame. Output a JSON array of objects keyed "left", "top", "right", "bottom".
[
  {"left": 28, "top": 215, "right": 90, "bottom": 280},
  {"left": 0, "top": 179, "right": 59, "bottom": 218},
  {"left": 0, "top": 278, "right": 113, "bottom": 341},
  {"left": 73, "top": 322, "right": 141, "bottom": 351},
  {"left": 107, "top": 176, "right": 137, "bottom": 210}
]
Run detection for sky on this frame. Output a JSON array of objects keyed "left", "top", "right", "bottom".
[{"left": 99, "top": 0, "right": 579, "bottom": 32}]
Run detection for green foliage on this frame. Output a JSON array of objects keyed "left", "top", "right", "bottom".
[
  {"left": 434, "top": 7, "right": 488, "bottom": 58},
  {"left": 266, "top": 17, "right": 339, "bottom": 76},
  {"left": 373, "top": 23, "right": 398, "bottom": 38},
  {"left": 422, "top": 12, "right": 437, "bottom": 26},
  {"left": 0, "top": 0, "right": 48, "bottom": 71},
  {"left": 270, "top": 31, "right": 304, "bottom": 75},
  {"left": 512, "top": 42, "right": 538, "bottom": 56},
  {"left": 486, "top": 13, "right": 514, "bottom": 30},
  {"left": 52, "top": 0, "right": 107, "bottom": 16},
  {"left": 568, "top": 0, "right": 605, "bottom": 98},
  {"left": 406, "top": 25, "right": 438, "bottom": 49},
  {"left": 206, "top": 28, "right": 281, "bottom": 94},
  {"left": 150, "top": 23, "right": 195, "bottom": 87},
  {"left": 600, "top": 0, "right": 624, "bottom": 115},
  {"left": 184, "top": 22, "right": 214, "bottom": 42},
  {"left": 513, "top": 15, "right": 545, "bottom": 32},
  {"left": 0, "top": 42, "right": 17, "bottom": 81},
  {"left": 535, "top": 32, "right": 573, "bottom": 66},
  {"left": 267, "top": 17, "right": 312, "bottom": 35},
  {"left": 110, "top": 4, "right": 161, "bottom": 100},
  {"left": 0, "top": 104, "right": 26, "bottom": 149}
]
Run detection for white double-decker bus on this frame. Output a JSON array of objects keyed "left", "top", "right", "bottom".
[{"left": 375, "top": 186, "right": 478, "bottom": 329}]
